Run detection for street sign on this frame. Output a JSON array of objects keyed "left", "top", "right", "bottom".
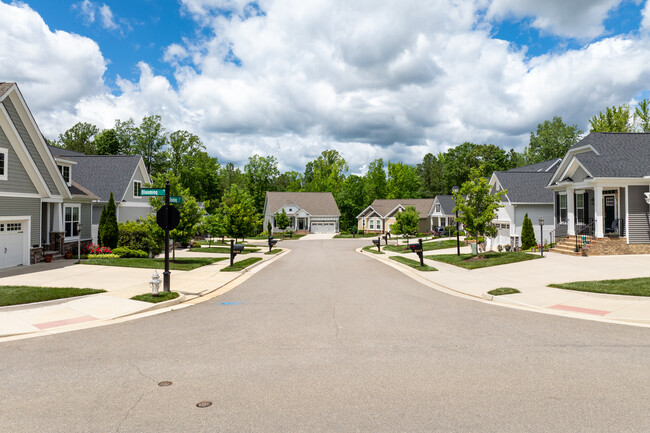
[
  {"left": 170, "top": 196, "right": 182, "bottom": 204},
  {"left": 156, "top": 205, "right": 180, "bottom": 231},
  {"left": 140, "top": 188, "right": 165, "bottom": 196}
]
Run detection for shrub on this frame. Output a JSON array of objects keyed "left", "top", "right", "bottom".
[
  {"left": 497, "top": 244, "right": 503, "bottom": 252},
  {"left": 83, "top": 244, "right": 112, "bottom": 255},
  {"left": 111, "top": 247, "right": 148, "bottom": 258},
  {"left": 99, "top": 192, "right": 119, "bottom": 249},
  {"left": 521, "top": 213, "right": 537, "bottom": 250},
  {"left": 118, "top": 220, "right": 162, "bottom": 255},
  {"left": 189, "top": 240, "right": 201, "bottom": 249}
]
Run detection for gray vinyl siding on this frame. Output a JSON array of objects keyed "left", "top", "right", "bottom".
[
  {"left": 2, "top": 98, "right": 58, "bottom": 195},
  {"left": 627, "top": 185, "right": 650, "bottom": 244},
  {"left": 122, "top": 164, "right": 148, "bottom": 202},
  {"left": 117, "top": 204, "right": 151, "bottom": 223},
  {"left": 513, "top": 204, "right": 555, "bottom": 244},
  {"left": 0, "top": 196, "right": 40, "bottom": 246},
  {"left": 0, "top": 127, "right": 38, "bottom": 194},
  {"left": 92, "top": 202, "right": 103, "bottom": 225},
  {"left": 572, "top": 166, "right": 588, "bottom": 182},
  {"left": 81, "top": 202, "right": 92, "bottom": 239}
]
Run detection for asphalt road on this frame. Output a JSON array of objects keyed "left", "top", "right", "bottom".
[{"left": 2, "top": 239, "right": 650, "bottom": 432}]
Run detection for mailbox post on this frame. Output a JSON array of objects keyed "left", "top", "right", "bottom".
[
  {"left": 268, "top": 236, "right": 277, "bottom": 253},
  {"left": 409, "top": 239, "right": 424, "bottom": 267},
  {"left": 383, "top": 234, "right": 388, "bottom": 245},
  {"left": 372, "top": 237, "right": 381, "bottom": 252},
  {"left": 230, "top": 239, "right": 245, "bottom": 266}
]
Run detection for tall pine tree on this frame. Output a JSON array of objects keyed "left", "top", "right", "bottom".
[
  {"left": 520, "top": 213, "right": 537, "bottom": 250},
  {"left": 99, "top": 192, "right": 119, "bottom": 248}
]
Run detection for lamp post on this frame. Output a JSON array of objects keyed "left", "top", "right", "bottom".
[
  {"left": 452, "top": 185, "right": 460, "bottom": 256},
  {"left": 362, "top": 218, "right": 366, "bottom": 236},
  {"left": 539, "top": 217, "right": 544, "bottom": 257}
]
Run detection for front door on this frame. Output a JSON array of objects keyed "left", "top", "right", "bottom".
[
  {"left": 298, "top": 219, "right": 304, "bottom": 230},
  {"left": 604, "top": 195, "right": 616, "bottom": 232}
]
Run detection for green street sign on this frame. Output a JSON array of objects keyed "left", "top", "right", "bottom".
[
  {"left": 170, "top": 196, "right": 182, "bottom": 204},
  {"left": 140, "top": 188, "right": 165, "bottom": 196}
]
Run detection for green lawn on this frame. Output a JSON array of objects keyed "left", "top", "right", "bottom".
[
  {"left": 189, "top": 246, "right": 260, "bottom": 254},
  {"left": 221, "top": 257, "right": 263, "bottom": 272},
  {"left": 384, "top": 239, "right": 463, "bottom": 253},
  {"left": 334, "top": 233, "right": 379, "bottom": 238},
  {"left": 264, "top": 248, "right": 283, "bottom": 255},
  {"left": 250, "top": 234, "right": 305, "bottom": 240},
  {"left": 549, "top": 277, "right": 650, "bottom": 297},
  {"left": 488, "top": 287, "right": 521, "bottom": 296},
  {"left": 427, "top": 252, "right": 540, "bottom": 270},
  {"left": 389, "top": 255, "right": 437, "bottom": 271},
  {"left": 362, "top": 245, "right": 384, "bottom": 254},
  {"left": 0, "top": 286, "right": 105, "bottom": 307},
  {"left": 131, "top": 291, "right": 180, "bottom": 303},
  {"left": 83, "top": 257, "right": 226, "bottom": 271}
]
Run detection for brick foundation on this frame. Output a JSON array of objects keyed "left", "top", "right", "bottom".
[
  {"left": 585, "top": 237, "right": 650, "bottom": 256},
  {"left": 30, "top": 247, "right": 43, "bottom": 264}
]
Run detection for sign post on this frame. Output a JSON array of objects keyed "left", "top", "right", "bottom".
[
  {"left": 154, "top": 181, "right": 180, "bottom": 292},
  {"left": 163, "top": 181, "right": 171, "bottom": 292}
]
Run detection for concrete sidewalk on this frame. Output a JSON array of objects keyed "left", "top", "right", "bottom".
[
  {"left": 0, "top": 248, "right": 288, "bottom": 340},
  {"left": 362, "top": 243, "right": 650, "bottom": 327}
]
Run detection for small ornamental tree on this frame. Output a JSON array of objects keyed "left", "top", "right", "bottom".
[
  {"left": 218, "top": 185, "right": 261, "bottom": 241},
  {"left": 391, "top": 206, "right": 419, "bottom": 242},
  {"left": 267, "top": 220, "right": 272, "bottom": 233},
  {"left": 520, "top": 213, "right": 537, "bottom": 250},
  {"left": 99, "top": 192, "right": 119, "bottom": 248},
  {"left": 274, "top": 209, "right": 291, "bottom": 231},
  {"left": 453, "top": 168, "right": 506, "bottom": 255}
]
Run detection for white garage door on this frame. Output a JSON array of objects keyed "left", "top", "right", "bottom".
[
  {"left": 311, "top": 222, "right": 336, "bottom": 234},
  {"left": 0, "top": 222, "right": 25, "bottom": 269}
]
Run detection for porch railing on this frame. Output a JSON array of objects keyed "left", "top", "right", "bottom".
[{"left": 575, "top": 220, "right": 595, "bottom": 252}]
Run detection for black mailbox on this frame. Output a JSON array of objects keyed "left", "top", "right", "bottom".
[
  {"left": 232, "top": 244, "right": 245, "bottom": 254},
  {"left": 269, "top": 240, "right": 278, "bottom": 246},
  {"left": 409, "top": 244, "right": 422, "bottom": 253},
  {"left": 372, "top": 239, "right": 380, "bottom": 246}
]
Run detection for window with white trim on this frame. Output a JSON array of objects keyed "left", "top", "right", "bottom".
[
  {"left": 65, "top": 205, "right": 80, "bottom": 238},
  {"left": 576, "top": 193, "right": 585, "bottom": 223},
  {"left": 133, "top": 180, "right": 142, "bottom": 197},
  {"left": 376, "top": 219, "right": 382, "bottom": 230},
  {"left": 559, "top": 194, "right": 567, "bottom": 223},
  {"left": 0, "top": 148, "right": 7, "bottom": 181},
  {"left": 369, "top": 219, "right": 374, "bottom": 229},
  {"left": 6, "top": 223, "right": 22, "bottom": 231},
  {"left": 435, "top": 204, "right": 440, "bottom": 213},
  {"left": 58, "top": 164, "right": 71, "bottom": 185}
]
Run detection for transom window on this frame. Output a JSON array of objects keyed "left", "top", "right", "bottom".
[
  {"left": 65, "top": 205, "right": 80, "bottom": 238},
  {"left": 0, "top": 148, "right": 7, "bottom": 181},
  {"left": 58, "top": 165, "right": 70, "bottom": 185},
  {"left": 6, "top": 223, "right": 22, "bottom": 231},
  {"left": 133, "top": 181, "right": 142, "bottom": 197}
]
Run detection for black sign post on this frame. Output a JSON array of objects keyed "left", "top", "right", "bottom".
[{"left": 154, "top": 180, "right": 180, "bottom": 292}]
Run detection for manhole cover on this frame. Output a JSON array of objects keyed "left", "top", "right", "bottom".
[
  {"left": 196, "top": 401, "right": 212, "bottom": 408},
  {"left": 158, "top": 381, "right": 172, "bottom": 387}
]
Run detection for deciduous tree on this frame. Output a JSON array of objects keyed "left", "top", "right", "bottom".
[
  {"left": 58, "top": 122, "right": 99, "bottom": 154},
  {"left": 387, "top": 162, "right": 420, "bottom": 199},
  {"left": 245, "top": 155, "right": 280, "bottom": 213},
  {"left": 391, "top": 206, "right": 419, "bottom": 240},
  {"left": 589, "top": 104, "right": 632, "bottom": 132},
  {"left": 525, "top": 116, "right": 582, "bottom": 164}
]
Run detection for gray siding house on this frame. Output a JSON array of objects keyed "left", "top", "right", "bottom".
[
  {"left": 0, "top": 82, "right": 96, "bottom": 268},
  {"left": 48, "top": 147, "right": 152, "bottom": 243},
  {"left": 263, "top": 192, "right": 340, "bottom": 234},
  {"left": 488, "top": 159, "right": 560, "bottom": 249},
  {"left": 357, "top": 198, "right": 435, "bottom": 234},
  {"left": 429, "top": 195, "right": 457, "bottom": 231},
  {"left": 547, "top": 132, "right": 650, "bottom": 247}
]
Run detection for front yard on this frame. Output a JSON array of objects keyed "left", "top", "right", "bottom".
[
  {"left": 83, "top": 257, "right": 226, "bottom": 271},
  {"left": 549, "top": 277, "right": 650, "bottom": 297},
  {"left": 0, "top": 286, "right": 105, "bottom": 307},
  {"left": 384, "top": 239, "right": 463, "bottom": 253},
  {"left": 427, "top": 252, "right": 540, "bottom": 269},
  {"left": 190, "top": 246, "right": 261, "bottom": 254}
]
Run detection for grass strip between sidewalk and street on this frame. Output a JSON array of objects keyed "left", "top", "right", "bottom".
[
  {"left": 389, "top": 256, "right": 437, "bottom": 271},
  {"left": 549, "top": 277, "right": 650, "bottom": 297},
  {"left": 0, "top": 286, "right": 105, "bottom": 307},
  {"left": 384, "top": 239, "right": 464, "bottom": 253},
  {"left": 131, "top": 291, "right": 180, "bottom": 303},
  {"left": 488, "top": 288, "right": 521, "bottom": 296},
  {"left": 83, "top": 257, "right": 226, "bottom": 271},
  {"left": 190, "top": 246, "right": 260, "bottom": 254},
  {"left": 264, "top": 249, "right": 283, "bottom": 255},
  {"left": 427, "top": 252, "right": 539, "bottom": 269},
  {"left": 362, "top": 245, "right": 385, "bottom": 254},
  {"left": 221, "top": 257, "right": 263, "bottom": 272}
]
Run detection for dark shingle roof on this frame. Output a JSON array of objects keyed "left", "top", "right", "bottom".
[
  {"left": 435, "top": 195, "right": 456, "bottom": 214},
  {"left": 266, "top": 192, "right": 340, "bottom": 216},
  {"left": 568, "top": 132, "right": 650, "bottom": 177},
  {"left": 495, "top": 171, "right": 555, "bottom": 203},
  {"left": 368, "top": 198, "right": 435, "bottom": 217},
  {"left": 508, "top": 158, "right": 561, "bottom": 173},
  {"left": 49, "top": 146, "right": 142, "bottom": 201}
]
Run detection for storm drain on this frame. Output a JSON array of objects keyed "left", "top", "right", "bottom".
[
  {"left": 196, "top": 401, "right": 212, "bottom": 408},
  {"left": 158, "top": 381, "right": 173, "bottom": 387}
]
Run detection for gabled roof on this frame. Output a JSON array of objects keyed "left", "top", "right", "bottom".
[
  {"left": 493, "top": 171, "right": 555, "bottom": 203},
  {"left": 0, "top": 82, "right": 14, "bottom": 100},
  {"left": 367, "top": 198, "right": 434, "bottom": 218},
  {"left": 551, "top": 132, "right": 650, "bottom": 185},
  {"left": 48, "top": 145, "right": 144, "bottom": 201},
  {"left": 265, "top": 192, "right": 340, "bottom": 216},
  {"left": 507, "top": 158, "right": 560, "bottom": 173},
  {"left": 434, "top": 195, "right": 456, "bottom": 215}
]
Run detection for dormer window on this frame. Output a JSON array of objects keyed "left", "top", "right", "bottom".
[
  {"left": 435, "top": 204, "right": 440, "bottom": 213},
  {"left": 0, "top": 148, "right": 7, "bottom": 181},
  {"left": 134, "top": 181, "right": 142, "bottom": 197},
  {"left": 58, "top": 164, "right": 71, "bottom": 186}
]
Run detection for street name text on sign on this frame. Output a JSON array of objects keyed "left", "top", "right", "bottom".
[{"left": 140, "top": 188, "right": 165, "bottom": 196}]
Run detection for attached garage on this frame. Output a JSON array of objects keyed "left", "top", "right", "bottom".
[
  {"left": 310, "top": 221, "right": 336, "bottom": 234},
  {"left": 0, "top": 220, "right": 29, "bottom": 269}
]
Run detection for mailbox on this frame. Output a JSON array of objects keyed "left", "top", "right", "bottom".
[
  {"left": 269, "top": 240, "right": 278, "bottom": 246},
  {"left": 372, "top": 239, "right": 380, "bottom": 246},
  {"left": 409, "top": 244, "right": 422, "bottom": 253},
  {"left": 232, "top": 244, "right": 245, "bottom": 254}
]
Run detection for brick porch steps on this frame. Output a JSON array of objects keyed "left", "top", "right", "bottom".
[{"left": 549, "top": 236, "right": 650, "bottom": 256}]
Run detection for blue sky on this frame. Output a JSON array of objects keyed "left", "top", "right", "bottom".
[{"left": 2, "top": 0, "right": 650, "bottom": 172}]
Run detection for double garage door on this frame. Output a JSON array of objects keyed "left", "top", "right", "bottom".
[
  {"left": 311, "top": 222, "right": 336, "bottom": 234},
  {"left": 0, "top": 222, "right": 25, "bottom": 270}
]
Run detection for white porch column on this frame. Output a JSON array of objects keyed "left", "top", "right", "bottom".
[
  {"left": 52, "top": 202, "right": 64, "bottom": 233},
  {"left": 594, "top": 186, "right": 604, "bottom": 238},
  {"left": 567, "top": 188, "right": 575, "bottom": 236}
]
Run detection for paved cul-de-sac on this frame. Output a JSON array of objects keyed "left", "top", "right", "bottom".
[{"left": 2, "top": 238, "right": 650, "bottom": 433}]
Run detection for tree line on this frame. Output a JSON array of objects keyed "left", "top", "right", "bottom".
[{"left": 49, "top": 98, "right": 650, "bottom": 233}]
